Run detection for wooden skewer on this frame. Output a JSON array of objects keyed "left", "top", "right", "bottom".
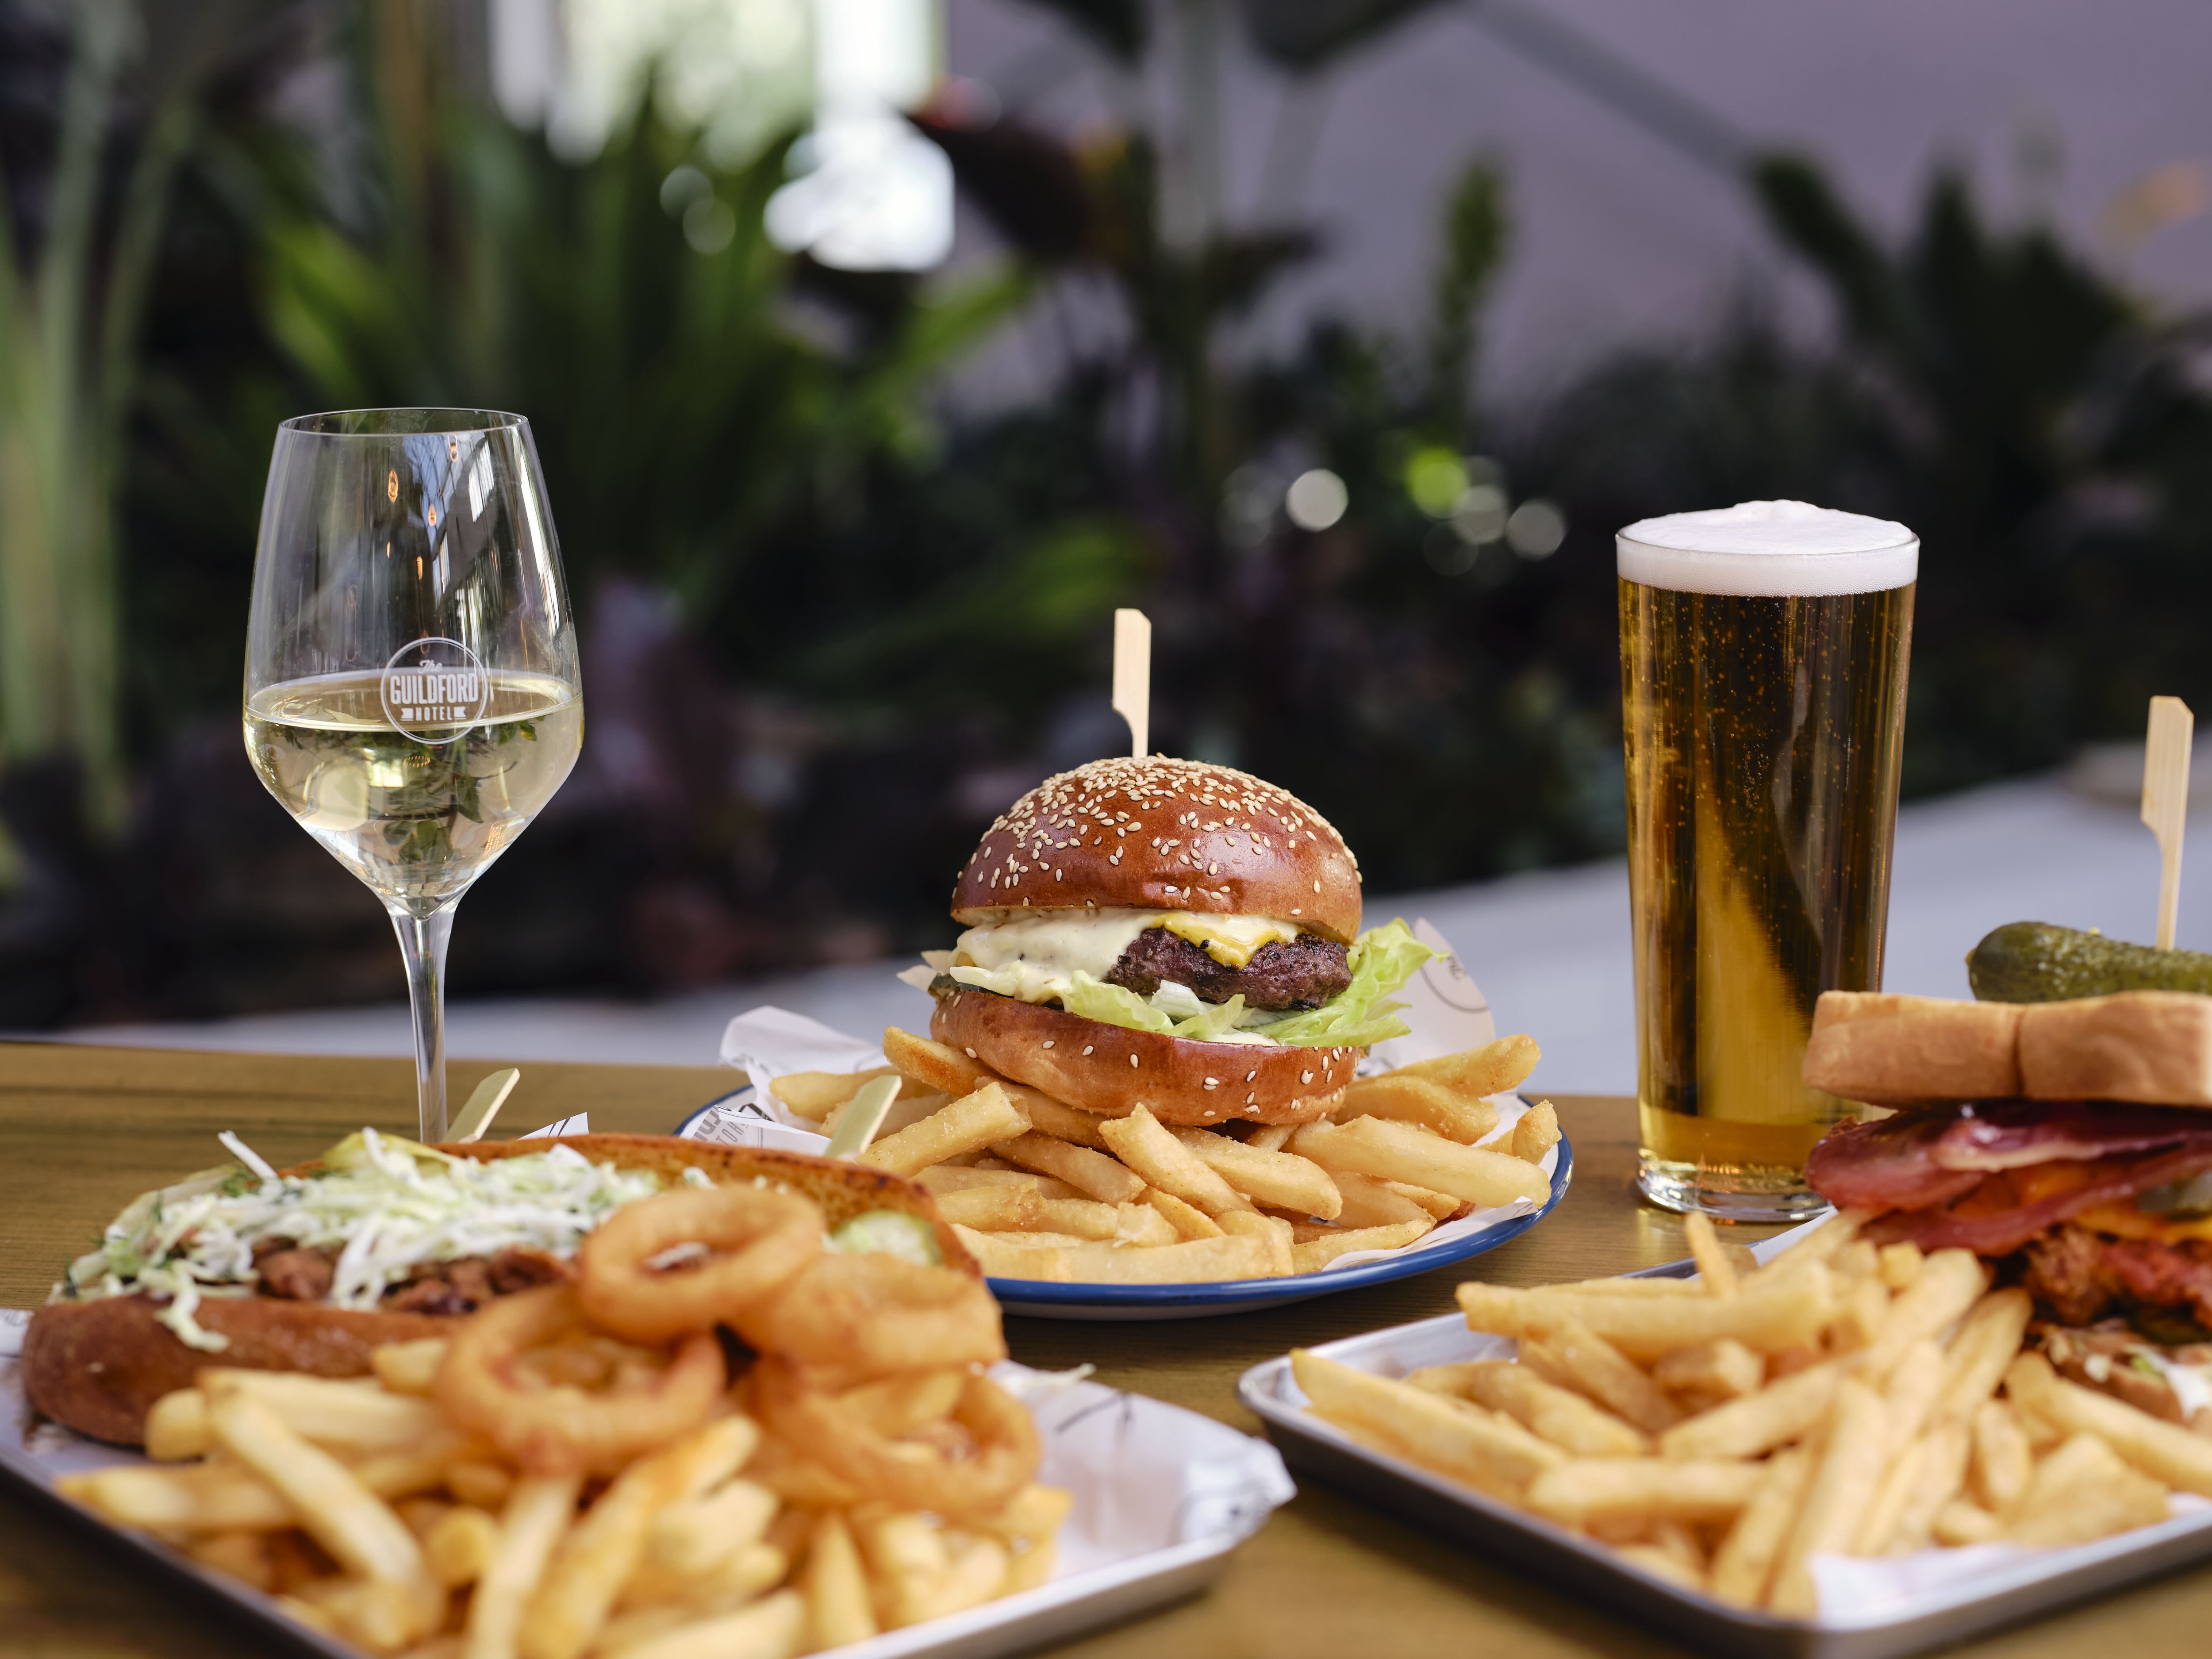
[
  {"left": 2142, "top": 695, "right": 2194, "bottom": 950},
  {"left": 1113, "top": 608, "right": 1151, "bottom": 759}
]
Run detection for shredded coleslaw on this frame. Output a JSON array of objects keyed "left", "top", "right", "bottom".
[{"left": 58, "top": 1129, "right": 664, "bottom": 1352}]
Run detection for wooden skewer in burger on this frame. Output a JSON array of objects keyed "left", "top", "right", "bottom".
[
  {"left": 1801, "top": 695, "right": 2212, "bottom": 1418},
  {"left": 900, "top": 610, "right": 1433, "bottom": 1127}
]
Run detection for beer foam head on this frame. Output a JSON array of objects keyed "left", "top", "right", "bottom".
[{"left": 1617, "top": 500, "right": 1917, "bottom": 596}]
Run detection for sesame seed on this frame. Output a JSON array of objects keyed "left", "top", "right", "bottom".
[
  {"left": 1043, "top": 1040, "right": 1055, "bottom": 1049},
  {"left": 1129, "top": 1054, "right": 1140, "bottom": 1068},
  {"left": 964, "top": 1047, "right": 977, "bottom": 1058},
  {"left": 1082, "top": 1045, "right": 1094, "bottom": 1055},
  {"left": 1245, "top": 1092, "right": 1256, "bottom": 1103},
  {"left": 1203, "top": 1078, "right": 1218, "bottom": 1088},
  {"left": 1301, "top": 1071, "right": 1313, "bottom": 1083}
]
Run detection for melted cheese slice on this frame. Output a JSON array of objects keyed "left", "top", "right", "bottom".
[
  {"left": 949, "top": 909, "right": 1305, "bottom": 1004},
  {"left": 1154, "top": 912, "right": 1302, "bottom": 968},
  {"left": 1994, "top": 1164, "right": 2212, "bottom": 1243}
]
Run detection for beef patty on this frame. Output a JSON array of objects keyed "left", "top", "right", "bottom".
[{"left": 1105, "top": 927, "right": 1351, "bottom": 1012}]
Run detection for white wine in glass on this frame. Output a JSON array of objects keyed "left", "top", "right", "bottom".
[{"left": 244, "top": 410, "right": 583, "bottom": 1140}]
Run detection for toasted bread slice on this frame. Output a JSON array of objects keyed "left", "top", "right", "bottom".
[
  {"left": 2016, "top": 993, "right": 2212, "bottom": 1106},
  {"left": 1802, "top": 992, "right": 2024, "bottom": 1106},
  {"left": 1805, "top": 988, "right": 2212, "bottom": 1108}
]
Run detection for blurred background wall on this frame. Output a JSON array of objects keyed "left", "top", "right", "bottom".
[{"left": 1, "top": 0, "right": 2208, "bottom": 1033}]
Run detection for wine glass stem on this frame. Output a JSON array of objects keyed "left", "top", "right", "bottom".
[{"left": 391, "top": 905, "right": 457, "bottom": 1142}]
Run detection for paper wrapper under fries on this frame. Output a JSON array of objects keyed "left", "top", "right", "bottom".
[
  {"left": 1288, "top": 1215, "right": 2212, "bottom": 1621},
  {"left": 695, "top": 922, "right": 1565, "bottom": 1285}
]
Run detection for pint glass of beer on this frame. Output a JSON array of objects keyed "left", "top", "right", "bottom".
[{"left": 1619, "top": 502, "right": 1916, "bottom": 1219}]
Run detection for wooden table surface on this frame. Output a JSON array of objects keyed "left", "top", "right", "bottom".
[{"left": 7, "top": 1042, "right": 2212, "bottom": 1658}]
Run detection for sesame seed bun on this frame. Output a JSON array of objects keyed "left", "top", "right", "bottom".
[
  {"left": 929, "top": 981, "right": 1356, "bottom": 1126},
  {"left": 951, "top": 757, "right": 1363, "bottom": 943}
]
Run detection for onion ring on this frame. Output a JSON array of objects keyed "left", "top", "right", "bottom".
[
  {"left": 757, "top": 1358, "right": 1039, "bottom": 1517},
  {"left": 578, "top": 1184, "right": 823, "bottom": 1343},
  {"left": 435, "top": 1284, "right": 725, "bottom": 1475},
  {"left": 732, "top": 1252, "right": 1006, "bottom": 1384}
]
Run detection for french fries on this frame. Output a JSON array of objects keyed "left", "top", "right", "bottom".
[
  {"left": 769, "top": 1067, "right": 899, "bottom": 1122},
  {"left": 1289, "top": 1218, "right": 1433, "bottom": 1274},
  {"left": 67, "top": 1260, "right": 1070, "bottom": 1659},
  {"left": 1097, "top": 1105, "right": 1250, "bottom": 1217},
  {"left": 1291, "top": 1217, "right": 2200, "bottom": 1620},
  {"left": 855, "top": 1083, "right": 1029, "bottom": 1177},
  {"left": 1296, "top": 1118, "right": 1550, "bottom": 1212},
  {"left": 1394, "top": 1033, "right": 1540, "bottom": 1097},
  {"left": 846, "top": 1025, "right": 1554, "bottom": 1284},
  {"left": 1334, "top": 1074, "right": 1498, "bottom": 1144},
  {"left": 1169, "top": 1127, "right": 1343, "bottom": 1218}
]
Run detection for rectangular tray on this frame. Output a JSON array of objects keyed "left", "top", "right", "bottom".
[
  {"left": 1239, "top": 1310, "right": 2212, "bottom": 1659},
  {"left": 3, "top": 1311, "right": 1291, "bottom": 1659}
]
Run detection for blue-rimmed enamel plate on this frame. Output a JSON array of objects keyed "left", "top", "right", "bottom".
[{"left": 678, "top": 1087, "right": 1573, "bottom": 1322}]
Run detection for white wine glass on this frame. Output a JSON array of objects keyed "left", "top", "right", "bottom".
[{"left": 244, "top": 408, "right": 584, "bottom": 1141}]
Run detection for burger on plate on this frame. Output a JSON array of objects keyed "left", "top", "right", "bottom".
[
  {"left": 900, "top": 756, "right": 1431, "bottom": 1127},
  {"left": 1803, "top": 987, "right": 2212, "bottom": 1421}
]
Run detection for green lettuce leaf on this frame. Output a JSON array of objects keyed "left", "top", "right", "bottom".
[
  {"left": 1057, "top": 919, "right": 1434, "bottom": 1050},
  {"left": 1062, "top": 973, "right": 1178, "bottom": 1034},
  {"left": 1253, "top": 918, "right": 1433, "bottom": 1048},
  {"left": 1063, "top": 974, "right": 1260, "bottom": 1042}
]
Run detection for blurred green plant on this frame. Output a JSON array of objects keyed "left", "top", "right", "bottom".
[
  {"left": 0, "top": 1, "right": 232, "bottom": 848},
  {"left": 249, "top": 15, "right": 1021, "bottom": 619}
]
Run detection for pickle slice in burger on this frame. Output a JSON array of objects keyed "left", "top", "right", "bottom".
[{"left": 899, "top": 757, "right": 1432, "bottom": 1126}]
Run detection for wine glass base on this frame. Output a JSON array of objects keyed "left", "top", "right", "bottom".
[{"left": 1637, "top": 1156, "right": 1835, "bottom": 1225}]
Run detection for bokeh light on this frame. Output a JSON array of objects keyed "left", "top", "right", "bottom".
[
  {"left": 1286, "top": 469, "right": 1349, "bottom": 530},
  {"left": 1451, "top": 482, "right": 1509, "bottom": 544},
  {"left": 1404, "top": 447, "right": 1468, "bottom": 518},
  {"left": 1505, "top": 499, "right": 1567, "bottom": 558}
]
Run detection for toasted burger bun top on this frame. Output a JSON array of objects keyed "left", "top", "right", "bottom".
[
  {"left": 929, "top": 980, "right": 1356, "bottom": 1125},
  {"left": 952, "top": 756, "right": 1362, "bottom": 944}
]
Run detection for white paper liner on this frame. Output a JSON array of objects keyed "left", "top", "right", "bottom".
[
  {"left": 0, "top": 1337, "right": 1293, "bottom": 1631},
  {"left": 699, "top": 919, "right": 1557, "bottom": 1276}
]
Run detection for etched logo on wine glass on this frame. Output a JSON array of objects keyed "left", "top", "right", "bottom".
[{"left": 382, "top": 637, "right": 489, "bottom": 742}]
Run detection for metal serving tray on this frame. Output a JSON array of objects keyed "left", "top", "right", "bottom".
[
  {"left": 1238, "top": 1311, "right": 2212, "bottom": 1659},
  {"left": 2, "top": 1311, "right": 1291, "bottom": 1659}
]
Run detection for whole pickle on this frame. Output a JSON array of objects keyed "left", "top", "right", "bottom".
[{"left": 1966, "top": 920, "right": 2212, "bottom": 1002}]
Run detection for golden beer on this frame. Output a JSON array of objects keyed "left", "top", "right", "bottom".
[{"left": 1618, "top": 504, "right": 1916, "bottom": 1218}]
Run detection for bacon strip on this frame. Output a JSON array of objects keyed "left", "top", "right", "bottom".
[
  {"left": 1865, "top": 1144, "right": 2212, "bottom": 1255},
  {"left": 1803, "top": 1111, "right": 1984, "bottom": 1213},
  {"left": 1806, "top": 1100, "right": 2212, "bottom": 1220},
  {"left": 1928, "top": 1099, "right": 2212, "bottom": 1171}
]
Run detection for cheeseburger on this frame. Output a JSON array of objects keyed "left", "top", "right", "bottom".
[{"left": 901, "top": 757, "right": 1430, "bottom": 1127}]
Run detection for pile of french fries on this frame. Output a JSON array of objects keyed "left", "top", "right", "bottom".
[
  {"left": 58, "top": 1343, "right": 1066, "bottom": 1659},
  {"left": 1294, "top": 1212, "right": 2212, "bottom": 1616},
  {"left": 772, "top": 1029, "right": 1560, "bottom": 1283}
]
